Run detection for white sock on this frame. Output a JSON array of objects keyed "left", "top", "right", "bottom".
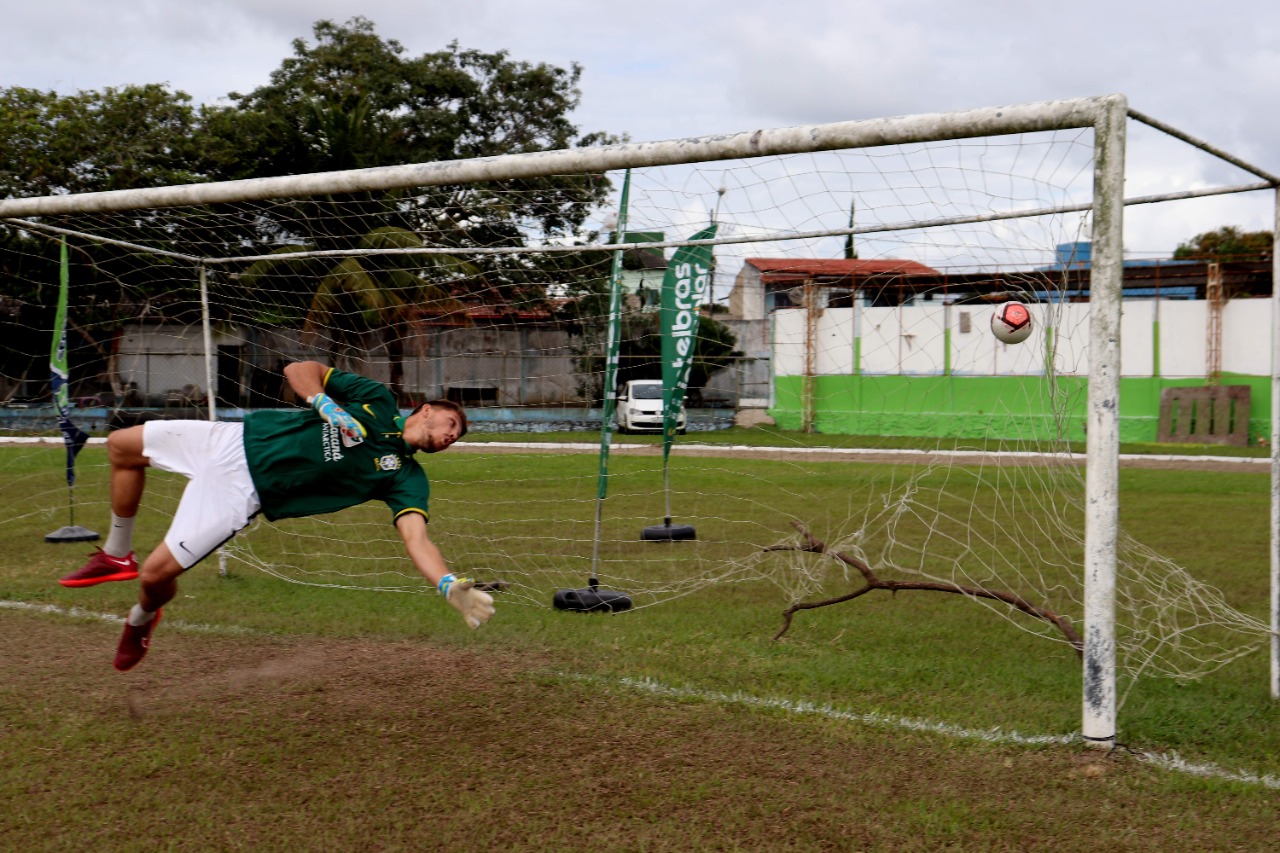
[
  {"left": 127, "top": 604, "right": 156, "bottom": 627},
  {"left": 104, "top": 514, "right": 136, "bottom": 558}
]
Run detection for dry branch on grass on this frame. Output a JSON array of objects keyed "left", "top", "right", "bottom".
[{"left": 768, "top": 520, "right": 1083, "bottom": 653}]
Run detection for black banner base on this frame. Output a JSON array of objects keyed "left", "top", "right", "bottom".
[
  {"left": 641, "top": 523, "right": 696, "bottom": 542},
  {"left": 552, "top": 587, "right": 633, "bottom": 613},
  {"left": 45, "top": 525, "right": 100, "bottom": 543}
]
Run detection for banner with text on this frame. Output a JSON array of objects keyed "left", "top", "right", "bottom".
[{"left": 660, "top": 225, "right": 717, "bottom": 462}]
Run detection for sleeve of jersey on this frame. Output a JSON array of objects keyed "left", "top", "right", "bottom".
[
  {"left": 384, "top": 463, "right": 431, "bottom": 526},
  {"left": 321, "top": 369, "right": 395, "bottom": 408}
]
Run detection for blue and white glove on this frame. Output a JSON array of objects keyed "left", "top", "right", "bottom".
[
  {"left": 308, "top": 392, "right": 366, "bottom": 447},
  {"left": 438, "top": 573, "right": 496, "bottom": 629}
]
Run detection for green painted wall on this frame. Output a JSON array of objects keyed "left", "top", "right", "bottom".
[{"left": 771, "top": 373, "right": 1271, "bottom": 444}]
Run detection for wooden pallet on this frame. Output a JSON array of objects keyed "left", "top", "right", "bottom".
[{"left": 1157, "top": 385, "right": 1250, "bottom": 447}]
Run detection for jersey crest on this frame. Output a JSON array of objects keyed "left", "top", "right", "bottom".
[{"left": 375, "top": 454, "right": 402, "bottom": 472}]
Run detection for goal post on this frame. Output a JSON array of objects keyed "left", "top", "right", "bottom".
[
  {"left": 0, "top": 94, "right": 1137, "bottom": 748},
  {"left": 7, "top": 93, "right": 1277, "bottom": 747},
  {"left": 1274, "top": 185, "right": 1280, "bottom": 702},
  {"left": 1081, "top": 94, "right": 1127, "bottom": 748}
]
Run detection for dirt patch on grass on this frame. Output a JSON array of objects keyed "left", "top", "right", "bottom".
[{"left": 4, "top": 610, "right": 1279, "bottom": 852}]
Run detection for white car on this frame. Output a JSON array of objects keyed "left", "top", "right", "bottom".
[{"left": 614, "top": 379, "right": 686, "bottom": 434}]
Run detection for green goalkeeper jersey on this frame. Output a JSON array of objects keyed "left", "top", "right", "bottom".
[{"left": 242, "top": 368, "right": 431, "bottom": 524}]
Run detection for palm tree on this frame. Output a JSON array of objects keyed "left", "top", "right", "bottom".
[{"left": 240, "top": 226, "right": 475, "bottom": 402}]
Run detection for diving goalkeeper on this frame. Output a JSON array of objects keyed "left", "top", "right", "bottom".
[{"left": 58, "top": 361, "right": 495, "bottom": 671}]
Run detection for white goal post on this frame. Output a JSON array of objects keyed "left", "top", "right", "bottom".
[
  {"left": 1274, "top": 184, "right": 1280, "bottom": 713},
  {"left": 4, "top": 93, "right": 1278, "bottom": 749}
]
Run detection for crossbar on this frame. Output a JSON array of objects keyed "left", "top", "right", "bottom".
[{"left": 0, "top": 95, "right": 1121, "bottom": 219}]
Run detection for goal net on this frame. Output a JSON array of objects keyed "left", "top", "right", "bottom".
[{"left": 1, "top": 96, "right": 1272, "bottom": 735}]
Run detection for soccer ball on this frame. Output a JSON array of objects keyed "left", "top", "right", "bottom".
[{"left": 990, "top": 301, "right": 1033, "bottom": 344}]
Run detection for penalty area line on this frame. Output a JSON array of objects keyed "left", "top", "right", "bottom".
[
  {"left": 568, "top": 672, "right": 1280, "bottom": 792},
  {"left": 0, "top": 599, "right": 255, "bottom": 635},
  {"left": 9, "top": 599, "right": 1278, "bottom": 791}
]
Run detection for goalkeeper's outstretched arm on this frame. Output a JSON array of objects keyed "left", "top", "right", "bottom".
[{"left": 396, "top": 512, "right": 494, "bottom": 630}]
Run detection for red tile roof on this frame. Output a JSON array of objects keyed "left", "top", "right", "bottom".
[{"left": 744, "top": 258, "right": 939, "bottom": 281}]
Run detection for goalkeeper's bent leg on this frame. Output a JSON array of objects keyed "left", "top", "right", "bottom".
[{"left": 137, "top": 543, "right": 185, "bottom": 615}]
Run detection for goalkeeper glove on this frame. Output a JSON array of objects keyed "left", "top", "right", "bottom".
[
  {"left": 438, "top": 573, "right": 495, "bottom": 629},
  {"left": 308, "top": 392, "right": 366, "bottom": 447}
]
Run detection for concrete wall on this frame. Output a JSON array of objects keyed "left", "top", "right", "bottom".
[
  {"left": 709, "top": 318, "right": 770, "bottom": 406},
  {"left": 398, "top": 326, "right": 579, "bottom": 406},
  {"left": 118, "top": 324, "right": 592, "bottom": 407},
  {"left": 119, "top": 318, "right": 766, "bottom": 411},
  {"left": 770, "top": 297, "right": 1273, "bottom": 442},
  {"left": 729, "top": 264, "right": 765, "bottom": 321},
  {"left": 773, "top": 297, "right": 1273, "bottom": 378},
  {"left": 118, "top": 324, "right": 249, "bottom": 403}
]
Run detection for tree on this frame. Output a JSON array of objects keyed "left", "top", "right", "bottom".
[
  {"left": 200, "top": 18, "right": 615, "bottom": 235},
  {"left": 568, "top": 309, "right": 742, "bottom": 405},
  {"left": 236, "top": 226, "right": 476, "bottom": 402},
  {"left": 1173, "top": 226, "right": 1273, "bottom": 262},
  {"left": 0, "top": 83, "right": 209, "bottom": 399},
  {"left": 0, "top": 20, "right": 624, "bottom": 399},
  {"left": 0, "top": 83, "right": 204, "bottom": 198},
  {"left": 197, "top": 17, "right": 620, "bottom": 326},
  {"left": 618, "top": 312, "right": 741, "bottom": 401},
  {"left": 843, "top": 198, "right": 858, "bottom": 260}
]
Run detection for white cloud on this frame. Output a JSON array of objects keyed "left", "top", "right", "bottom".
[{"left": 2, "top": 0, "right": 1276, "bottom": 255}]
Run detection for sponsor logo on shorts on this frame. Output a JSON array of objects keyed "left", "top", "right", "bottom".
[{"left": 375, "top": 454, "right": 402, "bottom": 471}]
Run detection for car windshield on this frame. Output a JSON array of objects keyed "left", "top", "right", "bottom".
[{"left": 631, "top": 384, "right": 663, "bottom": 399}]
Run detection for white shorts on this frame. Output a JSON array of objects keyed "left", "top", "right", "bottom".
[{"left": 143, "top": 420, "right": 262, "bottom": 569}]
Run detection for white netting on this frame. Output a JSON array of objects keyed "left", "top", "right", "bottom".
[{"left": 1, "top": 127, "right": 1270, "bottom": 703}]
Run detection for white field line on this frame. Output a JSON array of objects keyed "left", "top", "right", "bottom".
[
  {"left": 571, "top": 673, "right": 1280, "bottom": 790},
  {"left": 577, "top": 672, "right": 1078, "bottom": 746},
  {"left": 453, "top": 441, "right": 1270, "bottom": 468},
  {"left": 0, "top": 598, "right": 253, "bottom": 634},
  {"left": 9, "top": 597, "right": 1279, "bottom": 791},
  {"left": 2, "top": 435, "right": 1267, "bottom": 468},
  {"left": 1, "top": 437, "right": 109, "bottom": 445}
]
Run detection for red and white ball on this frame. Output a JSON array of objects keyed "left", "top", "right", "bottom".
[{"left": 990, "top": 301, "right": 1033, "bottom": 345}]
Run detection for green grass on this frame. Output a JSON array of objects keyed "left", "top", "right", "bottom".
[
  {"left": 3, "top": 440, "right": 1279, "bottom": 849},
  {"left": 8, "top": 616, "right": 1277, "bottom": 851}
]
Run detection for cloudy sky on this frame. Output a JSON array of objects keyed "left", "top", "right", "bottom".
[{"left": 2, "top": 0, "right": 1277, "bottom": 264}]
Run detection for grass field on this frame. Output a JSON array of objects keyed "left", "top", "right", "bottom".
[{"left": 3, "top": 435, "right": 1279, "bottom": 851}]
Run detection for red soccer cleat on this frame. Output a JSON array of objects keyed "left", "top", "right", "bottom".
[
  {"left": 114, "top": 609, "right": 161, "bottom": 672},
  {"left": 59, "top": 549, "right": 139, "bottom": 588}
]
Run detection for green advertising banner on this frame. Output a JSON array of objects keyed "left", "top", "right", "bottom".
[
  {"left": 51, "top": 239, "right": 90, "bottom": 487},
  {"left": 596, "top": 170, "right": 631, "bottom": 501},
  {"left": 660, "top": 224, "right": 717, "bottom": 462}
]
